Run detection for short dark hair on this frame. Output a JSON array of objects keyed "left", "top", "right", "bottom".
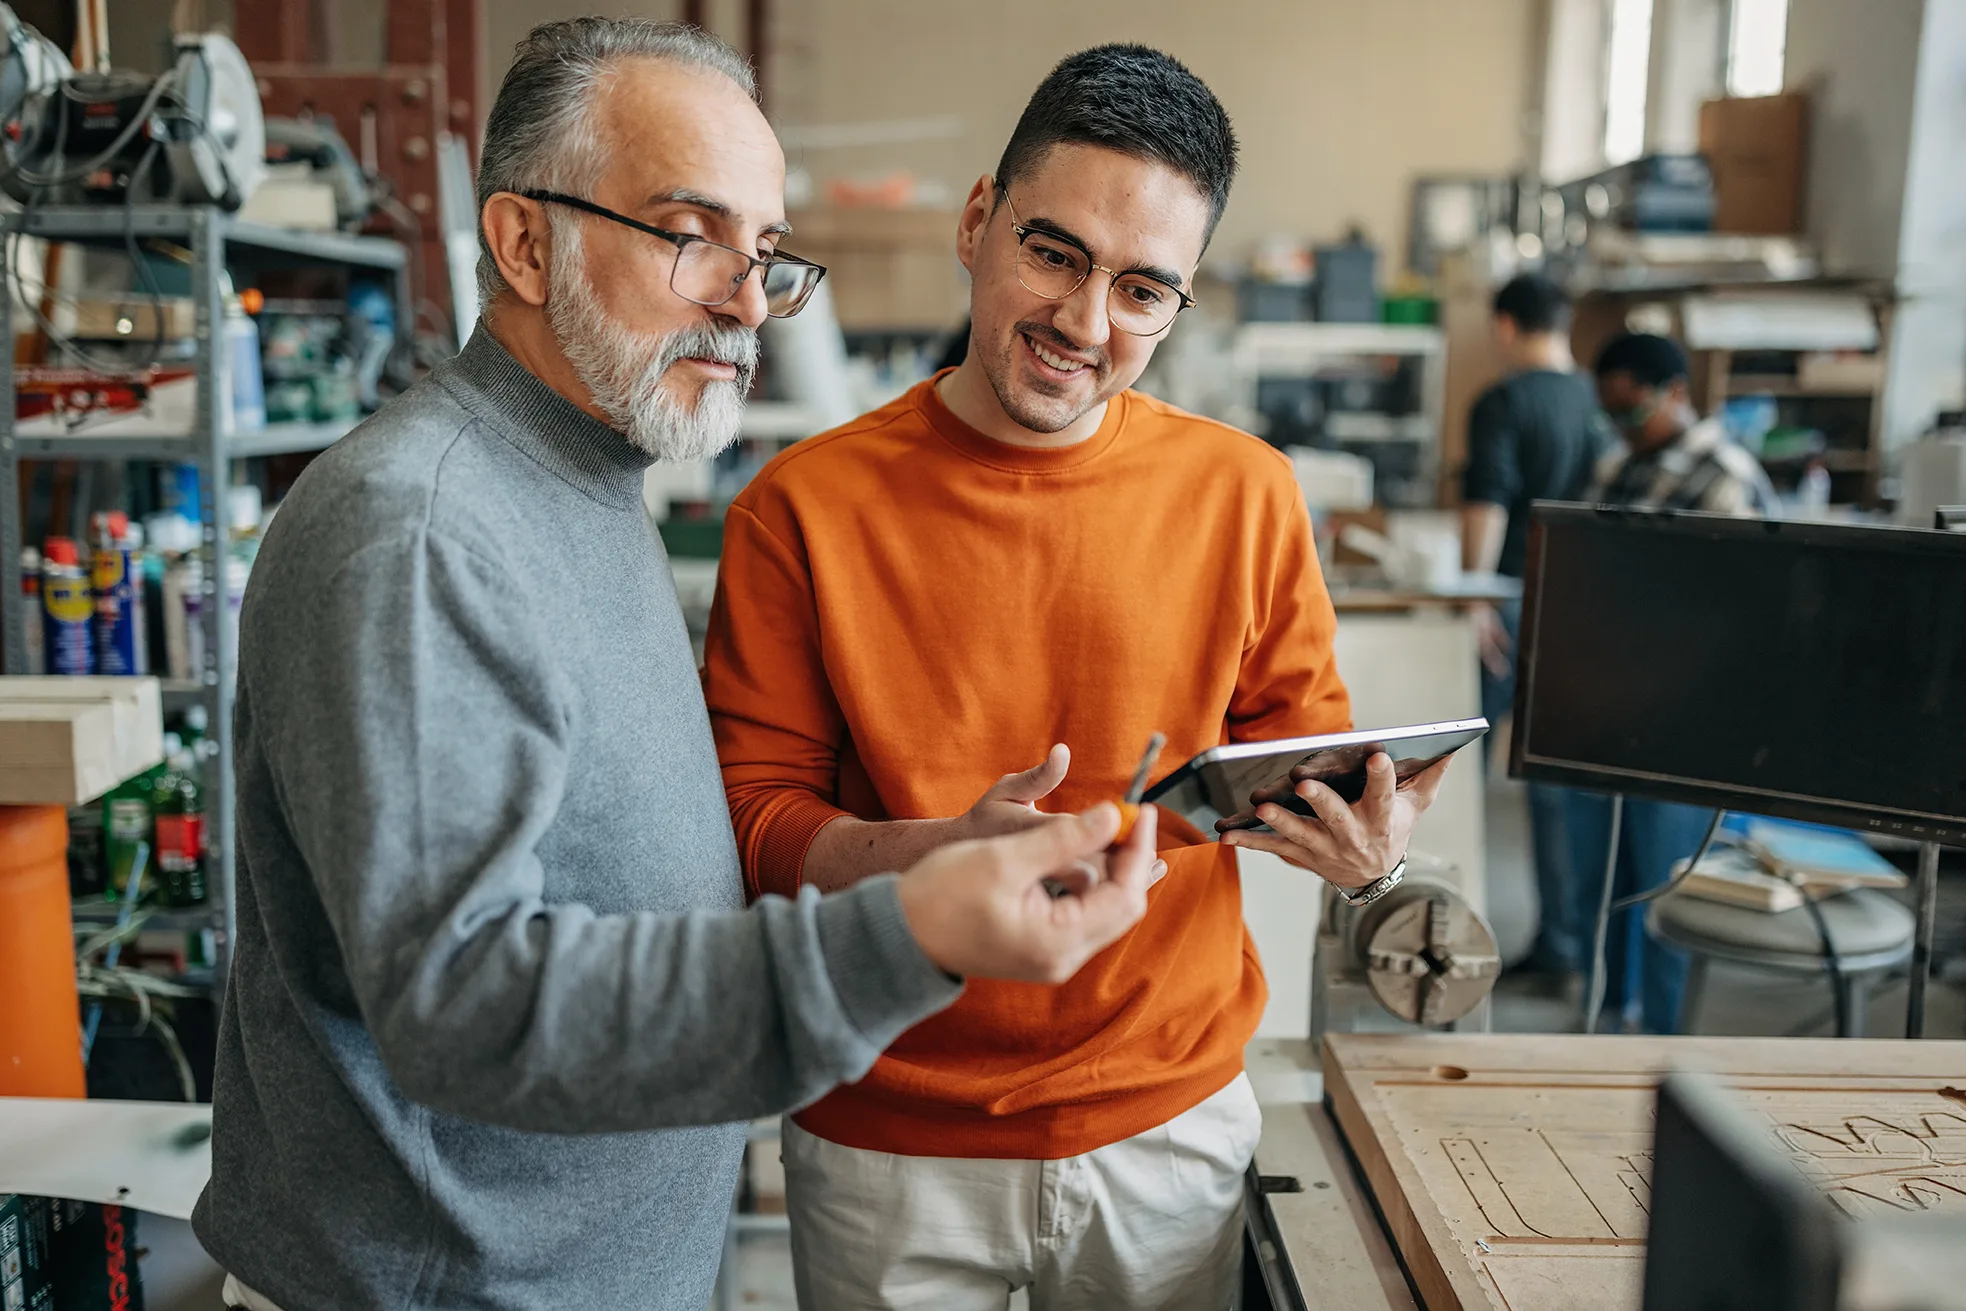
[
  {"left": 994, "top": 44, "right": 1239, "bottom": 245},
  {"left": 1492, "top": 274, "right": 1570, "bottom": 335},
  {"left": 1595, "top": 332, "right": 1691, "bottom": 388}
]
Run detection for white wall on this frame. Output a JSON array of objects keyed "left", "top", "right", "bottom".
[
  {"left": 1787, "top": 0, "right": 1966, "bottom": 451},
  {"left": 1543, "top": 0, "right": 1612, "bottom": 182},
  {"left": 1882, "top": 0, "right": 1966, "bottom": 452},
  {"left": 767, "top": 0, "right": 1540, "bottom": 272},
  {"left": 1784, "top": 0, "right": 1926, "bottom": 280},
  {"left": 1644, "top": 0, "right": 1727, "bottom": 153}
]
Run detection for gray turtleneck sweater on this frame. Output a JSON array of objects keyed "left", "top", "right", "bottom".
[{"left": 192, "top": 330, "right": 961, "bottom": 1310}]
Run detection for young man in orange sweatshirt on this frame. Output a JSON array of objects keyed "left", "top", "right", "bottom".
[{"left": 704, "top": 45, "right": 1449, "bottom": 1309}]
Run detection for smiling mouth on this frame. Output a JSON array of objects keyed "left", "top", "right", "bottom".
[{"left": 1022, "top": 331, "right": 1095, "bottom": 377}]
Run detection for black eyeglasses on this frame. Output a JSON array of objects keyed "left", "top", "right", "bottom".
[
  {"left": 521, "top": 190, "right": 827, "bottom": 319},
  {"left": 998, "top": 189, "right": 1196, "bottom": 336}
]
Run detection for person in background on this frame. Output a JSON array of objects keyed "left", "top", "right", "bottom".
[
  {"left": 1587, "top": 331, "right": 1779, "bottom": 514},
  {"left": 705, "top": 44, "right": 1448, "bottom": 1310},
  {"left": 1458, "top": 272, "right": 1610, "bottom": 979},
  {"left": 1559, "top": 331, "right": 1777, "bottom": 1034},
  {"left": 192, "top": 22, "right": 1157, "bottom": 1311}
]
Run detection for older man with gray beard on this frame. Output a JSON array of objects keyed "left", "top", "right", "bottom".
[{"left": 191, "top": 19, "right": 1157, "bottom": 1311}]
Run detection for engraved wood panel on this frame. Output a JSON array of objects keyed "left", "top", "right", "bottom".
[{"left": 1323, "top": 1033, "right": 1966, "bottom": 1311}]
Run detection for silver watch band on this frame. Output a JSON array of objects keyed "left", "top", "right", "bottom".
[{"left": 1340, "top": 854, "right": 1409, "bottom": 908}]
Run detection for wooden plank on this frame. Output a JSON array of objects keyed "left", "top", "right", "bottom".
[
  {"left": 0, "top": 677, "right": 163, "bottom": 804},
  {"left": 1323, "top": 1033, "right": 1966, "bottom": 1311}
]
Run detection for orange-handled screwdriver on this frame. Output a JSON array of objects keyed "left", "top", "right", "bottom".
[{"left": 1113, "top": 732, "right": 1165, "bottom": 844}]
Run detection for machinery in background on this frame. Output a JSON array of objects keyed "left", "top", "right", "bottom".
[
  {"left": 250, "top": 116, "right": 371, "bottom": 231},
  {"left": 1309, "top": 865, "right": 1501, "bottom": 1048},
  {"left": 1898, "top": 410, "right": 1966, "bottom": 528},
  {"left": 0, "top": 6, "right": 263, "bottom": 210},
  {"left": 1553, "top": 153, "right": 1716, "bottom": 239},
  {"left": 0, "top": 3, "right": 69, "bottom": 177}
]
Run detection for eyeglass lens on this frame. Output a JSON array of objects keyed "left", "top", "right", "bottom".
[
  {"left": 1015, "top": 231, "right": 1180, "bottom": 334},
  {"left": 672, "top": 239, "right": 822, "bottom": 318}
]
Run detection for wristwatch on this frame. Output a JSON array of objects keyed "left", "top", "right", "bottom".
[{"left": 1340, "top": 854, "right": 1409, "bottom": 908}]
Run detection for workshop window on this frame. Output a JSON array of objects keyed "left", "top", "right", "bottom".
[
  {"left": 1726, "top": 0, "right": 1790, "bottom": 97},
  {"left": 1602, "top": 0, "right": 1654, "bottom": 166}
]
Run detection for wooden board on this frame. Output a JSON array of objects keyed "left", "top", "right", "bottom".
[
  {"left": 0, "top": 676, "right": 163, "bottom": 805},
  {"left": 1323, "top": 1033, "right": 1966, "bottom": 1311}
]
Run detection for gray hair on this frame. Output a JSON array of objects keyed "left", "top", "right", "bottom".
[{"left": 475, "top": 19, "right": 757, "bottom": 307}]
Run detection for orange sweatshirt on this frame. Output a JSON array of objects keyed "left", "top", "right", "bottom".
[{"left": 703, "top": 377, "right": 1351, "bottom": 1160}]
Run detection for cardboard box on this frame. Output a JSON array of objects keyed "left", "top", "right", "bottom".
[
  {"left": 46, "top": 1200, "right": 144, "bottom": 1311},
  {"left": 1698, "top": 92, "right": 1809, "bottom": 235},
  {"left": 0, "top": 1194, "right": 56, "bottom": 1311},
  {"left": 0, "top": 677, "right": 165, "bottom": 805},
  {"left": 784, "top": 208, "right": 968, "bottom": 332}
]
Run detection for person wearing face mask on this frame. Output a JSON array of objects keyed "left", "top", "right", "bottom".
[
  {"left": 191, "top": 22, "right": 1162, "bottom": 1311},
  {"left": 1587, "top": 331, "right": 1778, "bottom": 515},
  {"left": 1539, "top": 331, "right": 1775, "bottom": 1038},
  {"left": 703, "top": 44, "right": 1452, "bottom": 1310}
]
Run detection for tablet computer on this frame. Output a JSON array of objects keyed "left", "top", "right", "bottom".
[{"left": 1142, "top": 718, "right": 1489, "bottom": 841}]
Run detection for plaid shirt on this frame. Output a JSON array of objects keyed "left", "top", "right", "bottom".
[{"left": 1585, "top": 417, "right": 1779, "bottom": 516}]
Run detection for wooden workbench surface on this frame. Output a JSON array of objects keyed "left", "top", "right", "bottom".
[{"left": 1321, "top": 1033, "right": 1966, "bottom": 1311}]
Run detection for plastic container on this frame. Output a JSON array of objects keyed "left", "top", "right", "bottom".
[
  {"left": 19, "top": 545, "right": 43, "bottom": 675},
  {"left": 0, "top": 805, "right": 88, "bottom": 1097},
  {"left": 154, "top": 740, "right": 205, "bottom": 907}
]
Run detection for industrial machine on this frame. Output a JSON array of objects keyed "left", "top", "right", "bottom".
[
  {"left": 1308, "top": 865, "right": 1502, "bottom": 1048},
  {"left": 0, "top": 5, "right": 264, "bottom": 210},
  {"left": 0, "top": 4, "right": 69, "bottom": 178}
]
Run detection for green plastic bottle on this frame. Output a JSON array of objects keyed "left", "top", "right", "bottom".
[
  {"left": 154, "top": 738, "right": 206, "bottom": 907},
  {"left": 100, "top": 767, "right": 158, "bottom": 903}
]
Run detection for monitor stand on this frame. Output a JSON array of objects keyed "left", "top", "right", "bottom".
[{"left": 1907, "top": 841, "right": 1944, "bottom": 1037}]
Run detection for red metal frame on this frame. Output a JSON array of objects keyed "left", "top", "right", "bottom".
[{"left": 238, "top": 0, "right": 482, "bottom": 328}]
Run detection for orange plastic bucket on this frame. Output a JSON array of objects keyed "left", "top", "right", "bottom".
[{"left": 0, "top": 805, "right": 85, "bottom": 1097}]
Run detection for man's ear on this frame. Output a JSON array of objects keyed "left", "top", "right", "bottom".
[
  {"left": 953, "top": 176, "right": 996, "bottom": 276},
  {"left": 482, "top": 193, "right": 555, "bottom": 308}
]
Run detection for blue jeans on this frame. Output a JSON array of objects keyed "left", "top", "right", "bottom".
[
  {"left": 1477, "top": 596, "right": 1522, "bottom": 770},
  {"left": 1557, "top": 792, "right": 1715, "bottom": 1033},
  {"left": 1479, "top": 598, "right": 1581, "bottom": 972}
]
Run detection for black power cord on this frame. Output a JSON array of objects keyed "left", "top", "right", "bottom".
[
  {"left": 1585, "top": 802, "right": 1729, "bottom": 1034},
  {"left": 1797, "top": 888, "right": 1851, "bottom": 1036}
]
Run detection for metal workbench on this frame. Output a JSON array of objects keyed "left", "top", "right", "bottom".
[{"left": 1246, "top": 1039, "right": 1417, "bottom": 1310}]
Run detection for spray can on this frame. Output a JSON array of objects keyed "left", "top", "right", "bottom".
[
  {"left": 89, "top": 512, "right": 147, "bottom": 676},
  {"left": 40, "top": 538, "right": 94, "bottom": 676},
  {"left": 18, "top": 546, "right": 43, "bottom": 675},
  {"left": 163, "top": 555, "right": 204, "bottom": 682}
]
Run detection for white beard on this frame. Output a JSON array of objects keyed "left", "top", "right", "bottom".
[{"left": 545, "top": 220, "right": 759, "bottom": 462}]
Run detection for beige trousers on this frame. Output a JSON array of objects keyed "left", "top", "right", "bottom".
[
  {"left": 221, "top": 1274, "right": 284, "bottom": 1309},
  {"left": 781, "top": 1073, "right": 1262, "bottom": 1311}
]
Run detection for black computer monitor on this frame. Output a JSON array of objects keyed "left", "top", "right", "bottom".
[
  {"left": 1510, "top": 504, "right": 1966, "bottom": 844},
  {"left": 1642, "top": 1073, "right": 1842, "bottom": 1311}
]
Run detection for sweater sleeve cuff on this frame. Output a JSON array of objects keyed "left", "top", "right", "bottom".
[
  {"left": 812, "top": 874, "right": 963, "bottom": 1048},
  {"left": 746, "top": 792, "right": 853, "bottom": 900}
]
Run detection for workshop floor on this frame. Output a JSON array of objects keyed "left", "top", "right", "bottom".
[{"left": 138, "top": 764, "right": 1966, "bottom": 1310}]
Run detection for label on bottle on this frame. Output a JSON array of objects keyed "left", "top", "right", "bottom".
[
  {"left": 156, "top": 814, "right": 203, "bottom": 872},
  {"left": 106, "top": 798, "right": 149, "bottom": 843}
]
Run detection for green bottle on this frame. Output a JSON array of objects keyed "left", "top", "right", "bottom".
[
  {"left": 100, "top": 768, "right": 158, "bottom": 903},
  {"left": 154, "top": 738, "right": 206, "bottom": 907}
]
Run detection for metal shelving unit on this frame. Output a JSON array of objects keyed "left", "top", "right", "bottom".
[
  {"left": 0, "top": 204, "right": 408, "bottom": 992},
  {"left": 1229, "top": 321, "right": 1449, "bottom": 508}
]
